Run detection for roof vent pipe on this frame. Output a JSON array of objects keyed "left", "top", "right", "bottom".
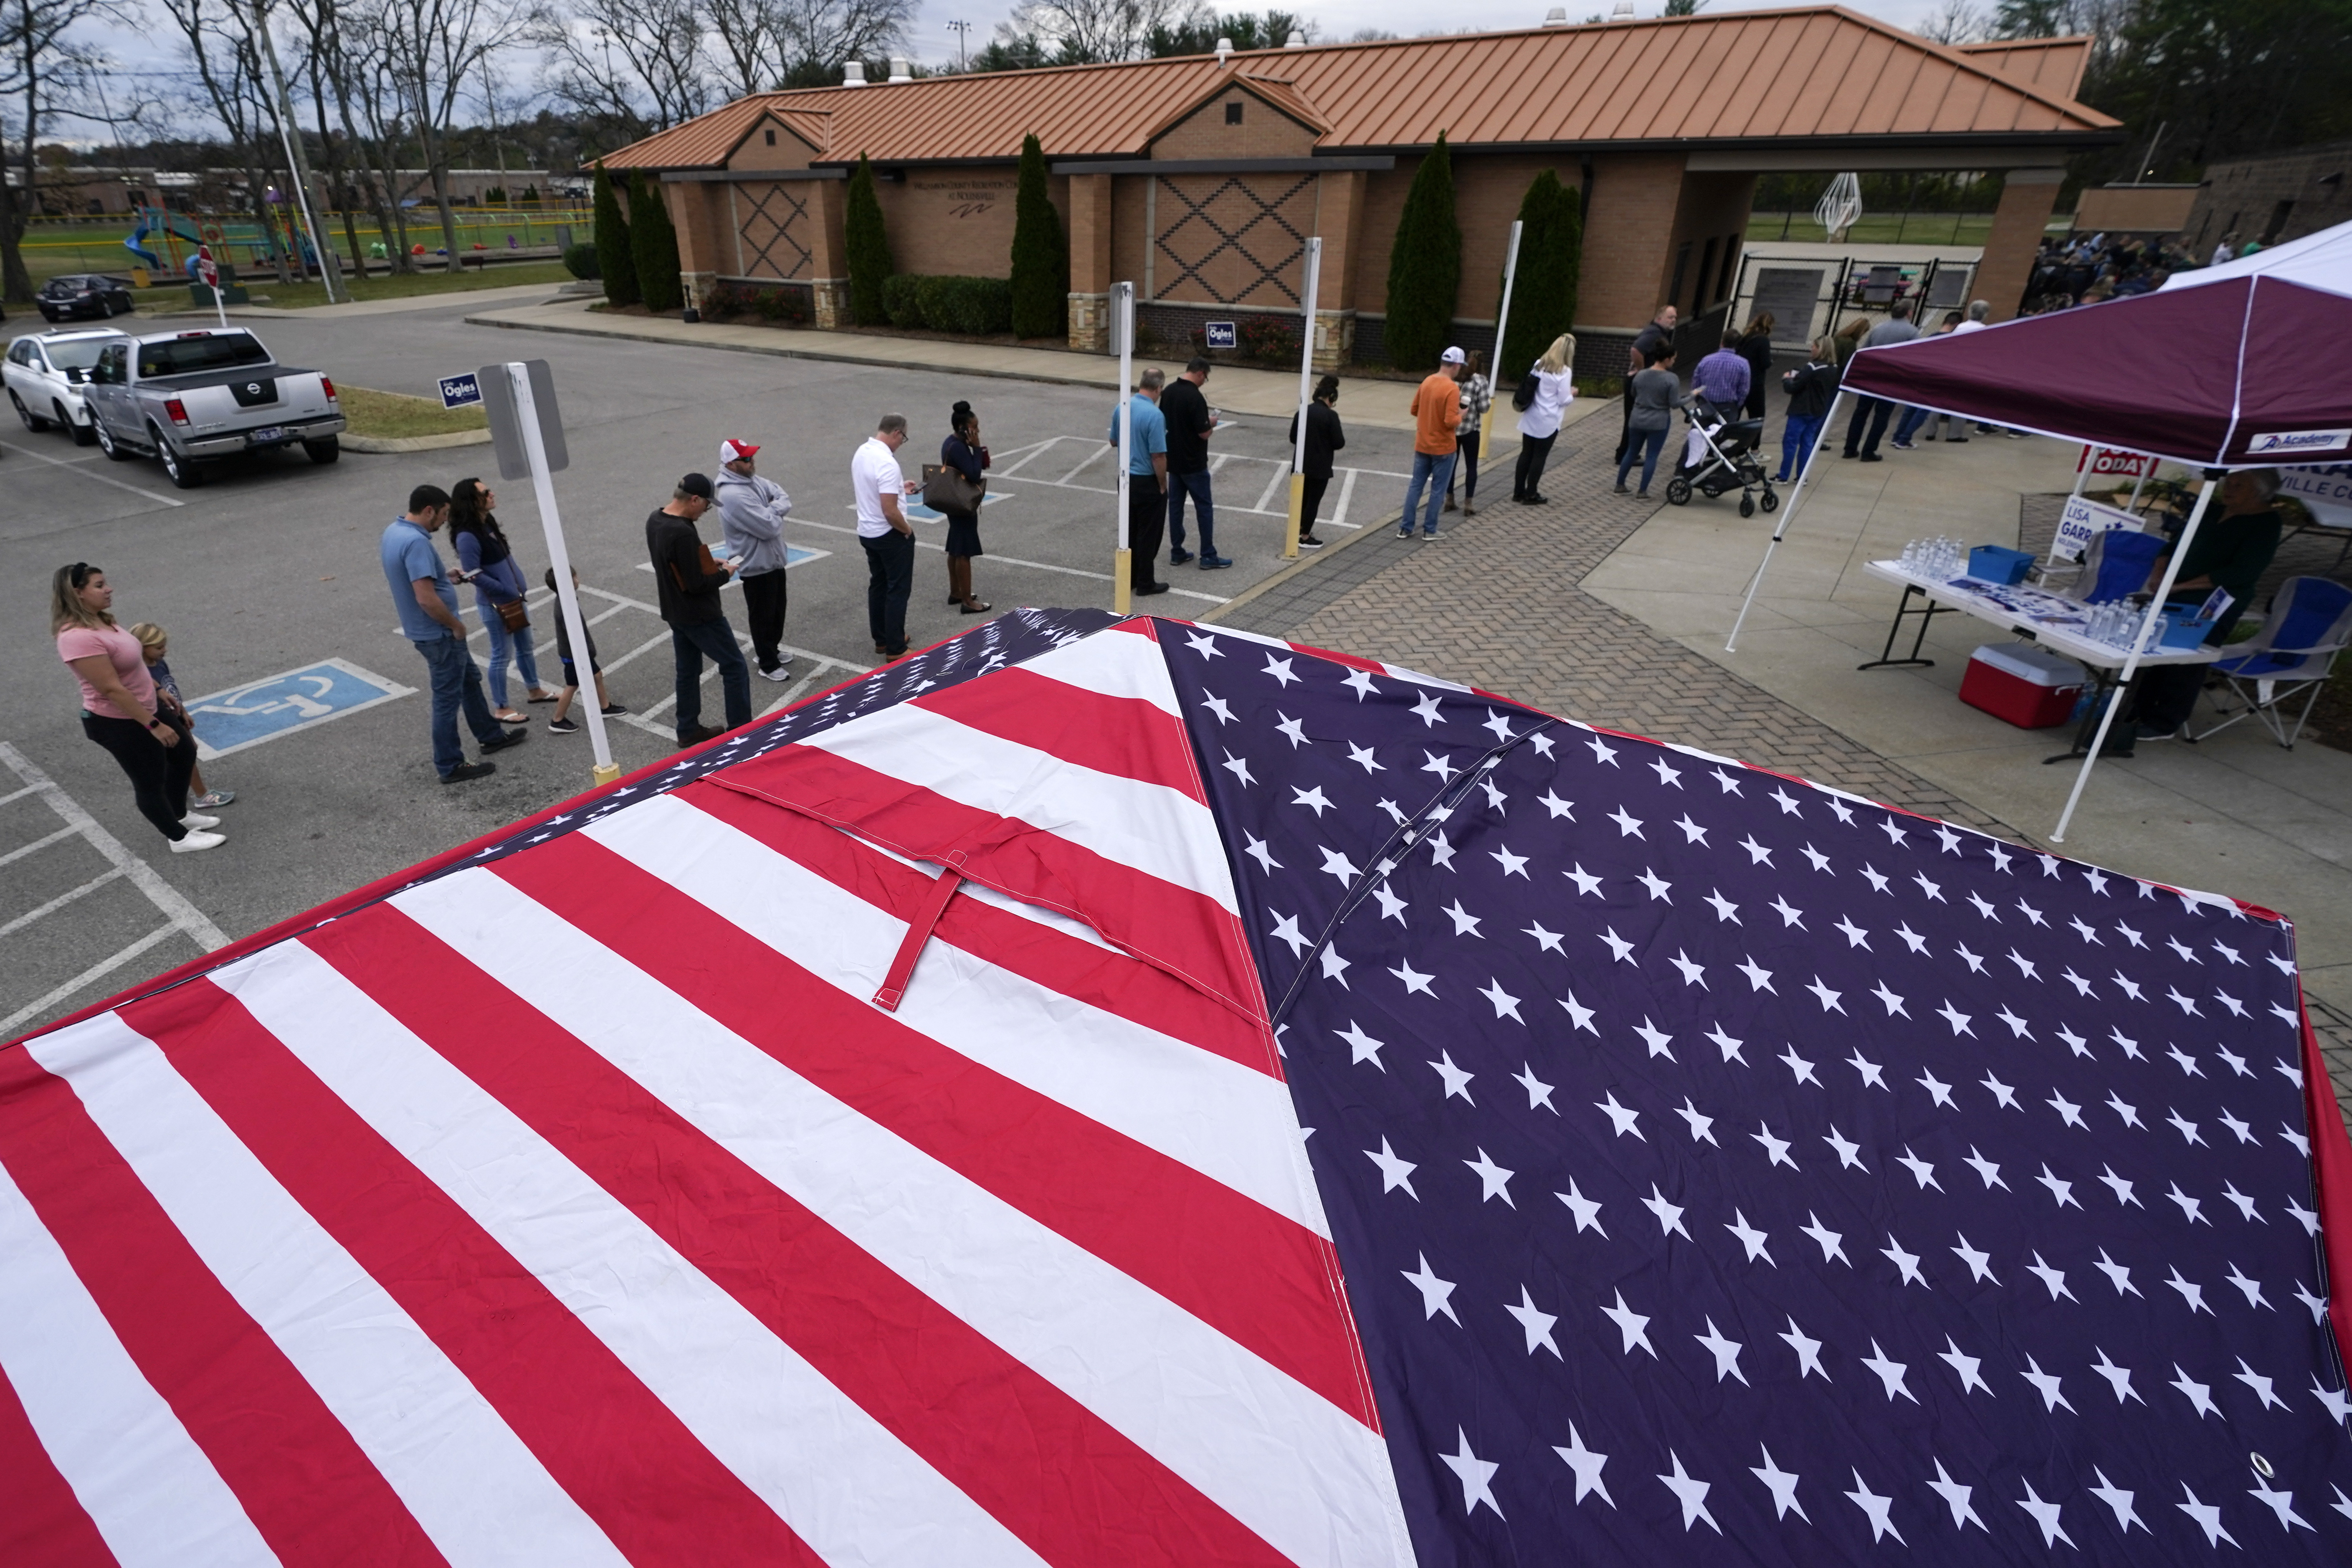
[
  {"left": 1609, "top": 0, "right": 1633, "bottom": 17},
  {"left": 1214, "top": 36, "right": 1232, "bottom": 67},
  {"left": 1284, "top": 30, "right": 1306, "bottom": 47},
  {"left": 843, "top": 59, "right": 866, "bottom": 86},
  {"left": 1543, "top": 6, "right": 1568, "bottom": 23},
  {"left": 888, "top": 56, "right": 911, "bottom": 82}
]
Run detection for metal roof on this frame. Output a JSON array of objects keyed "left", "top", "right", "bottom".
[
  {"left": 1954, "top": 36, "right": 2094, "bottom": 102},
  {"left": 602, "top": 7, "right": 2118, "bottom": 172}
]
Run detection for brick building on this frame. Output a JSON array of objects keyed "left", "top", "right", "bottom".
[
  {"left": 2182, "top": 140, "right": 2352, "bottom": 256},
  {"left": 601, "top": 10, "right": 2117, "bottom": 377}
]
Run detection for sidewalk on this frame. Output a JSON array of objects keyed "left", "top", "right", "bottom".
[
  {"left": 146, "top": 279, "right": 578, "bottom": 322},
  {"left": 462, "top": 298, "right": 1432, "bottom": 432}
]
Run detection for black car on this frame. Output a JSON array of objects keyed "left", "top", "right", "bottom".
[{"left": 38, "top": 275, "right": 136, "bottom": 323}]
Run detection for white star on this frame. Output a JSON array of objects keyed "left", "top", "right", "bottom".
[
  {"left": 1513, "top": 1064, "right": 1557, "bottom": 1113},
  {"left": 1564, "top": 863, "right": 1603, "bottom": 897},
  {"left": 1668, "top": 950, "right": 1707, "bottom": 988},
  {"left": 1608, "top": 806, "right": 1644, "bottom": 838},
  {"left": 1894, "top": 922, "right": 1929, "bottom": 955},
  {"left": 1881, "top": 1234, "right": 1926, "bottom": 1287},
  {"left": 1464, "top": 1148, "right": 1517, "bottom": 1207},
  {"left": 1778, "top": 1046, "right": 1818, "bottom": 1086},
  {"left": 1598, "top": 928, "right": 1636, "bottom": 963},
  {"left": 1824, "top": 1127, "right": 1867, "bottom": 1170},
  {"left": 1594, "top": 1093, "right": 1644, "bottom": 1140},
  {"left": 1703, "top": 889, "right": 1740, "bottom": 923},
  {"left": 1936, "top": 1000, "right": 1973, "bottom": 1036},
  {"left": 2017, "top": 1481, "right": 2075, "bottom": 1548},
  {"left": 1690, "top": 1318, "right": 1749, "bottom": 1385},
  {"left": 1428, "top": 1050, "right": 1473, "bottom": 1101},
  {"left": 1585, "top": 735, "right": 1618, "bottom": 765},
  {"left": 1962, "top": 1147, "right": 2005, "bottom": 1188},
  {"left": 1481, "top": 709, "right": 1516, "bottom": 744},
  {"left": 2248, "top": 1479, "right": 2315, "bottom": 1533},
  {"left": 1261, "top": 654, "right": 1299, "bottom": 687},
  {"left": 2310, "top": 1378, "right": 2352, "bottom": 1424},
  {"left": 1780, "top": 1317, "right": 1828, "bottom": 1379},
  {"left": 1243, "top": 833, "right": 1281, "bottom": 874},
  {"left": 1636, "top": 867, "right": 1673, "bottom": 901},
  {"left": 1522, "top": 919, "right": 1562, "bottom": 953},
  {"left": 1704, "top": 1025, "right": 1746, "bottom": 1064},
  {"left": 1340, "top": 666, "right": 1377, "bottom": 699},
  {"left": 1478, "top": 978, "right": 1524, "bottom": 1022},
  {"left": 1344, "top": 741, "right": 1385, "bottom": 774},
  {"left": 1273, "top": 712, "right": 1310, "bottom": 749},
  {"left": 2283, "top": 1122, "right": 2312, "bottom": 1157},
  {"left": 2019, "top": 899, "right": 2049, "bottom": 927},
  {"left": 1337, "top": 1020, "right": 1386, "bottom": 1068},
  {"left": 1401, "top": 1253, "right": 1459, "bottom": 1322},
  {"left": 1869, "top": 981, "right": 1908, "bottom": 1017},
  {"left": 1642, "top": 1184, "right": 1691, "bottom": 1240},
  {"left": 2014, "top": 951, "right": 2045, "bottom": 980},
  {"left": 1503, "top": 1287, "right": 1560, "bottom": 1358},
  {"left": 1390, "top": 958, "right": 1436, "bottom": 996},
  {"left": 2165, "top": 1183, "right": 2208, "bottom": 1225},
  {"left": 2165, "top": 1268, "right": 2212, "bottom": 1315},
  {"left": 1649, "top": 755, "right": 1684, "bottom": 788},
  {"left": 2091, "top": 1348, "right": 2144, "bottom": 1404},
  {"left": 1753, "top": 1124, "right": 1796, "bottom": 1169},
  {"left": 1859, "top": 1340, "right": 1917, "bottom": 1403},
  {"left": 2047, "top": 1091, "right": 2085, "bottom": 1128},
  {"left": 1720, "top": 770, "right": 1753, "bottom": 796},
  {"left": 1657, "top": 1453, "right": 1721, "bottom": 1534},
  {"left": 1950, "top": 1234, "right": 1998, "bottom": 1283},
  {"left": 1266, "top": 911, "right": 1310, "bottom": 957},
  {"left": 2220, "top": 1114, "right": 2256, "bottom": 1147},
  {"left": 2234, "top": 1358, "right": 2288, "bottom": 1412},
  {"left": 2069, "top": 915, "right": 2103, "bottom": 944},
  {"left": 1319, "top": 846, "right": 1361, "bottom": 886},
  {"left": 1220, "top": 751, "right": 1256, "bottom": 786},
  {"left": 1553, "top": 1426, "right": 1613, "bottom": 1507},
  {"left": 1834, "top": 915, "right": 1870, "bottom": 948},
  {"left": 1846, "top": 1471, "right": 1905, "bottom": 1544},
  {"left": 1995, "top": 1005, "right": 2032, "bottom": 1037},
  {"left": 1805, "top": 976, "right": 1844, "bottom": 1012},
  {"left": 1673, "top": 814, "right": 1708, "bottom": 845},
  {"left": 1913, "top": 871, "right": 1944, "bottom": 902},
  {"left": 2225, "top": 1264, "right": 2271, "bottom": 1310},
  {"left": 2111, "top": 971, "right": 2146, "bottom": 1001},
  {"left": 2036, "top": 1165, "right": 2079, "bottom": 1208},
  {"left": 1408, "top": 690, "right": 1445, "bottom": 726},
  {"left": 1738, "top": 835, "right": 1774, "bottom": 866},
  {"left": 2169, "top": 1365, "right": 2219, "bottom": 1416},
  {"left": 1896, "top": 1149, "right": 1941, "bottom": 1190},
  {"left": 2093, "top": 1249, "right": 2141, "bottom": 1297},
  {"left": 1420, "top": 749, "right": 1455, "bottom": 780},
  {"left": 1673, "top": 1099, "right": 1717, "bottom": 1145},
  {"left": 1751, "top": 1447, "right": 1807, "bottom": 1521},
  {"left": 1537, "top": 788, "right": 1573, "bottom": 818},
  {"left": 2288, "top": 1196, "right": 2320, "bottom": 1234},
  {"left": 2105, "top": 1091, "right": 2143, "bottom": 1129},
  {"left": 1968, "top": 891, "right": 2000, "bottom": 920},
  {"left": 2021, "top": 1357, "right": 2074, "bottom": 1412},
  {"left": 1633, "top": 1018, "right": 1675, "bottom": 1059},
  {"left": 1425, "top": 831, "right": 1456, "bottom": 870},
  {"left": 1725, "top": 1211, "right": 1774, "bottom": 1264},
  {"left": 1850, "top": 1054, "right": 1888, "bottom": 1093},
  {"left": 1491, "top": 845, "right": 1529, "bottom": 878},
  {"left": 1939, "top": 1337, "right": 1993, "bottom": 1396},
  {"left": 1600, "top": 1290, "right": 1656, "bottom": 1357},
  {"left": 2097, "top": 1165, "right": 2139, "bottom": 1206},
  {"left": 1556, "top": 1181, "right": 1606, "bottom": 1236},
  {"left": 2165, "top": 1110, "right": 2204, "bottom": 1146},
  {"left": 2176, "top": 1485, "right": 2242, "bottom": 1547},
  {"left": 1803, "top": 844, "right": 1834, "bottom": 872},
  {"left": 1201, "top": 693, "right": 1236, "bottom": 725},
  {"left": 1319, "top": 944, "right": 1351, "bottom": 986},
  {"left": 1929, "top": 1460, "right": 1989, "bottom": 1532},
  {"left": 2026, "top": 1252, "right": 2076, "bottom": 1301},
  {"left": 1557, "top": 992, "right": 1598, "bottom": 1034},
  {"left": 1365, "top": 1137, "right": 1418, "bottom": 1196},
  {"left": 1291, "top": 784, "right": 1334, "bottom": 817},
  {"left": 1955, "top": 943, "right": 1988, "bottom": 974},
  {"left": 1440, "top": 1429, "right": 1503, "bottom": 1518},
  {"left": 1798, "top": 1212, "right": 1848, "bottom": 1265},
  {"left": 1735, "top": 957, "right": 1775, "bottom": 992}
]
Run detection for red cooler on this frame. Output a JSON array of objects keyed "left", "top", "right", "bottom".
[{"left": 1958, "top": 643, "right": 2087, "bottom": 729}]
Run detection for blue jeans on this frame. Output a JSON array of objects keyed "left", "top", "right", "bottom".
[
  {"left": 479, "top": 599, "right": 542, "bottom": 708},
  {"left": 1400, "top": 449, "right": 1456, "bottom": 534},
  {"left": 1616, "top": 426, "right": 1668, "bottom": 491},
  {"left": 413, "top": 634, "right": 501, "bottom": 778},
  {"left": 1893, "top": 405, "right": 1934, "bottom": 444},
  {"left": 1167, "top": 469, "right": 1216, "bottom": 558},
  {"left": 1779, "top": 412, "right": 1826, "bottom": 479},
  {"left": 670, "top": 618, "right": 750, "bottom": 739}
]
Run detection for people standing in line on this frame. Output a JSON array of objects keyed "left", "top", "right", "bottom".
[
  {"left": 1287, "top": 373, "right": 1344, "bottom": 549},
  {"left": 448, "top": 478, "right": 555, "bottom": 723},
  {"left": 52, "top": 564, "right": 223, "bottom": 851},
  {"left": 1775, "top": 336, "right": 1841, "bottom": 483},
  {"left": 646, "top": 471, "right": 750, "bottom": 745},
  {"left": 1160, "top": 357, "right": 1228, "bottom": 570},
  {"left": 713, "top": 438, "right": 794, "bottom": 681},
  {"left": 1617, "top": 305, "right": 1677, "bottom": 464},
  {"left": 2210, "top": 233, "right": 2237, "bottom": 269},
  {"left": 1735, "top": 312, "right": 1775, "bottom": 420},
  {"left": 1443, "top": 350, "right": 1489, "bottom": 517},
  {"left": 1890, "top": 311, "right": 1967, "bottom": 449},
  {"left": 380, "top": 484, "right": 525, "bottom": 783},
  {"left": 938, "top": 401, "right": 992, "bottom": 614},
  {"left": 1692, "top": 331, "right": 1752, "bottom": 416},
  {"left": 1109, "top": 368, "right": 1171, "bottom": 596},
  {"left": 127, "top": 621, "right": 232, "bottom": 807},
  {"left": 1838, "top": 299, "right": 1920, "bottom": 463},
  {"left": 1614, "top": 345, "right": 1680, "bottom": 498},
  {"left": 853, "top": 415, "right": 920, "bottom": 658},
  {"left": 1512, "top": 334, "right": 1577, "bottom": 505},
  {"left": 1399, "top": 346, "right": 1466, "bottom": 540},
  {"left": 540, "top": 565, "right": 628, "bottom": 734}
]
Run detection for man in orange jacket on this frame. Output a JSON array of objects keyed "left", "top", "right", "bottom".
[{"left": 1400, "top": 346, "right": 1466, "bottom": 539}]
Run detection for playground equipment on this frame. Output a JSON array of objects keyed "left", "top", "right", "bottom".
[{"left": 125, "top": 205, "right": 311, "bottom": 279}]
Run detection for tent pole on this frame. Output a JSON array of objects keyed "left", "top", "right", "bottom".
[
  {"left": 1727, "top": 387, "right": 1847, "bottom": 652},
  {"left": 2050, "top": 471, "right": 2221, "bottom": 844}
]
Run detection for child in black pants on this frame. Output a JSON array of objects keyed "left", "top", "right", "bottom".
[{"left": 542, "top": 567, "right": 627, "bottom": 733}]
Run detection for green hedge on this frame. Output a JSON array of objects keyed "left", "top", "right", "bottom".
[
  {"left": 881, "top": 274, "right": 1015, "bottom": 336},
  {"left": 562, "top": 242, "right": 600, "bottom": 280}
]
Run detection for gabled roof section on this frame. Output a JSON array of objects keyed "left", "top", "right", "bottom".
[
  {"left": 1138, "top": 70, "right": 1330, "bottom": 146},
  {"left": 601, "top": 7, "right": 2117, "bottom": 171}
]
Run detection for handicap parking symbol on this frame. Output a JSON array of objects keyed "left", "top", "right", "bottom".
[
  {"left": 904, "top": 491, "right": 1015, "bottom": 524},
  {"left": 185, "top": 658, "right": 416, "bottom": 758}
]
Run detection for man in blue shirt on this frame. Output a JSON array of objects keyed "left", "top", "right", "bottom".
[
  {"left": 1107, "top": 368, "right": 1171, "bottom": 597},
  {"left": 380, "top": 482, "right": 525, "bottom": 782},
  {"left": 1691, "top": 332, "right": 1752, "bottom": 415}
]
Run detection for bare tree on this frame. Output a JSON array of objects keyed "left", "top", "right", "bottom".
[
  {"left": 286, "top": 0, "right": 415, "bottom": 272},
  {"left": 1918, "top": 0, "right": 1990, "bottom": 44},
  {"left": 1009, "top": 0, "right": 1199, "bottom": 63},
  {"left": 701, "top": 0, "right": 788, "bottom": 92},
  {"left": 0, "top": 0, "right": 127, "bottom": 301},
  {"left": 380, "top": 0, "right": 527, "bottom": 263},
  {"left": 769, "top": 0, "right": 912, "bottom": 73},
  {"left": 532, "top": 0, "right": 710, "bottom": 143},
  {"left": 162, "top": 0, "right": 304, "bottom": 284}
]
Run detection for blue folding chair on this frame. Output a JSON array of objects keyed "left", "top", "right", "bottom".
[
  {"left": 2190, "top": 575, "right": 2352, "bottom": 747},
  {"left": 2057, "top": 527, "right": 2165, "bottom": 603}
]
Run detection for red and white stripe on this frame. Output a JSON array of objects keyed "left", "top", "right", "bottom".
[{"left": 0, "top": 619, "right": 1413, "bottom": 1568}]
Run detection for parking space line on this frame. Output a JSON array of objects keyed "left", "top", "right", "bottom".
[
  {"left": 0, "top": 743, "right": 229, "bottom": 951},
  {"left": 1, "top": 441, "right": 187, "bottom": 507},
  {"left": 787, "top": 517, "right": 1227, "bottom": 604},
  {"left": 990, "top": 440, "right": 1058, "bottom": 479},
  {"left": 0, "top": 925, "right": 182, "bottom": 1039},
  {"left": 1336, "top": 469, "right": 1358, "bottom": 528},
  {"left": 0, "top": 869, "right": 127, "bottom": 938},
  {"left": 1251, "top": 466, "right": 1290, "bottom": 513},
  {"left": 0, "top": 825, "right": 79, "bottom": 869},
  {"left": 1053, "top": 444, "right": 1109, "bottom": 484},
  {"left": 0, "top": 783, "right": 41, "bottom": 808},
  {"left": 596, "top": 629, "right": 677, "bottom": 675}
]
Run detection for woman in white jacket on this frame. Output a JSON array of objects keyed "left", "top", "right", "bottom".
[{"left": 1511, "top": 334, "right": 1576, "bottom": 506}]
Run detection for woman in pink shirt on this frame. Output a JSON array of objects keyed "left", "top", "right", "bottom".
[{"left": 51, "top": 563, "right": 224, "bottom": 853}]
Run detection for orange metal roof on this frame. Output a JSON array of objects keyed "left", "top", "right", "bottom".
[
  {"left": 1955, "top": 36, "right": 2093, "bottom": 102},
  {"left": 602, "top": 7, "right": 2117, "bottom": 171}
]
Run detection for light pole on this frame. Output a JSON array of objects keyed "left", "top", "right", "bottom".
[{"left": 945, "top": 19, "right": 970, "bottom": 67}]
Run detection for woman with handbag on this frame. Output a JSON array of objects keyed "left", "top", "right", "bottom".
[
  {"left": 931, "top": 401, "right": 991, "bottom": 614},
  {"left": 450, "top": 477, "right": 554, "bottom": 722}
]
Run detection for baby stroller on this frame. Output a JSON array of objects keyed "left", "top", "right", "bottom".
[{"left": 1665, "top": 397, "right": 1779, "bottom": 517}]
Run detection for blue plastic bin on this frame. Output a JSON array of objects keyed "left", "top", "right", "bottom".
[{"left": 1966, "top": 545, "right": 2034, "bottom": 585}]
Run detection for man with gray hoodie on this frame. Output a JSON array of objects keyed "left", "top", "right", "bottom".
[{"left": 714, "top": 438, "right": 794, "bottom": 680}]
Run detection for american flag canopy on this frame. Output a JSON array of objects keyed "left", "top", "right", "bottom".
[{"left": 4, "top": 608, "right": 2349, "bottom": 1567}]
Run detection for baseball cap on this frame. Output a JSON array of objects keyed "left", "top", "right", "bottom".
[
  {"left": 679, "top": 472, "right": 715, "bottom": 500},
  {"left": 719, "top": 438, "right": 761, "bottom": 464},
  {"left": 1439, "top": 346, "right": 1466, "bottom": 364}
]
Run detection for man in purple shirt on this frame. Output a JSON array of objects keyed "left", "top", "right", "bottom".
[{"left": 1691, "top": 333, "right": 1752, "bottom": 415}]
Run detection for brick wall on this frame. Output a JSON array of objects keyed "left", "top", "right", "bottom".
[
  {"left": 874, "top": 170, "right": 1022, "bottom": 278},
  {"left": 2183, "top": 140, "right": 2352, "bottom": 253},
  {"left": 1149, "top": 87, "right": 1321, "bottom": 160},
  {"left": 1575, "top": 152, "right": 1688, "bottom": 331},
  {"left": 726, "top": 119, "right": 819, "bottom": 172}
]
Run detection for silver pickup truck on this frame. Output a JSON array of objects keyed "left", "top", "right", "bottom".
[{"left": 84, "top": 327, "right": 344, "bottom": 489}]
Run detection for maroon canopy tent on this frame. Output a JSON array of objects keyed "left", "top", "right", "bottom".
[{"left": 1724, "top": 220, "right": 2352, "bottom": 840}]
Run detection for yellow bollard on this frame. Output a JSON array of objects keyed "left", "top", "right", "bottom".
[
  {"left": 1284, "top": 473, "right": 1303, "bottom": 558},
  {"left": 1113, "top": 550, "right": 1132, "bottom": 614},
  {"left": 592, "top": 762, "right": 620, "bottom": 787}
]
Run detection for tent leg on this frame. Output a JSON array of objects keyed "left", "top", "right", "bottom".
[
  {"left": 1727, "top": 388, "right": 1846, "bottom": 652},
  {"left": 2050, "top": 473, "right": 2220, "bottom": 844}
]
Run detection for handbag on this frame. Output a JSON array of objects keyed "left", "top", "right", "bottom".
[
  {"left": 921, "top": 463, "right": 985, "bottom": 514},
  {"left": 495, "top": 596, "right": 529, "bottom": 633},
  {"left": 1512, "top": 369, "right": 1539, "bottom": 412}
]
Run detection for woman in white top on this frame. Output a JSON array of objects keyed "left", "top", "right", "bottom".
[{"left": 1511, "top": 334, "right": 1576, "bottom": 506}]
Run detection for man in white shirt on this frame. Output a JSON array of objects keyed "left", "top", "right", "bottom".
[{"left": 853, "top": 413, "right": 918, "bottom": 659}]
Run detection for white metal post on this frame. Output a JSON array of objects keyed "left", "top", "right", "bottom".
[
  {"left": 1481, "top": 220, "right": 1524, "bottom": 476},
  {"left": 1284, "top": 237, "right": 1323, "bottom": 560},
  {"left": 1114, "top": 281, "right": 1134, "bottom": 614},
  {"left": 507, "top": 362, "right": 617, "bottom": 785},
  {"left": 1726, "top": 386, "right": 1847, "bottom": 651},
  {"left": 2051, "top": 472, "right": 2219, "bottom": 844}
]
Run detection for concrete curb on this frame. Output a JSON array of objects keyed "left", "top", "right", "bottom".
[{"left": 339, "top": 429, "right": 492, "bottom": 453}]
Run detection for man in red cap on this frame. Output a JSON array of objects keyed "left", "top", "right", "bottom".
[{"left": 714, "top": 437, "right": 794, "bottom": 681}]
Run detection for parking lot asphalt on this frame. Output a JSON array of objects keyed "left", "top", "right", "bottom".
[{"left": 0, "top": 296, "right": 1426, "bottom": 1035}]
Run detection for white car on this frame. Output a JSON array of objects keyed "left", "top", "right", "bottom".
[{"left": 5, "top": 327, "right": 128, "bottom": 446}]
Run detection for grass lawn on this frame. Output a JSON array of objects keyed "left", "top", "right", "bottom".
[
  {"left": 192, "top": 260, "right": 576, "bottom": 312},
  {"left": 338, "top": 385, "right": 489, "bottom": 439},
  {"left": 1747, "top": 212, "right": 1998, "bottom": 246}
]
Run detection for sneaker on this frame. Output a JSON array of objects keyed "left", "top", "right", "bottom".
[
  {"left": 1397, "top": 526, "right": 1414, "bottom": 539},
  {"left": 440, "top": 762, "right": 497, "bottom": 784},
  {"left": 1299, "top": 535, "right": 1325, "bottom": 549},
  {"left": 1527, "top": 494, "right": 1550, "bottom": 505},
  {"left": 1169, "top": 548, "right": 1195, "bottom": 565},
  {"left": 1198, "top": 553, "right": 1232, "bottom": 570},
  {"left": 1614, "top": 482, "right": 1629, "bottom": 494},
  {"left": 599, "top": 702, "right": 630, "bottom": 716},
  {"left": 757, "top": 659, "right": 793, "bottom": 681},
  {"left": 2133, "top": 722, "right": 2181, "bottom": 742},
  {"left": 677, "top": 723, "right": 725, "bottom": 747},
  {"left": 170, "top": 828, "right": 227, "bottom": 852},
  {"left": 1420, "top": 528, "right": 1443, "bottom": 540},
  {"left": 191, "top": 789, "right": 235, "bottom": 808},
  {"left": 1771, "top": 473, "right": 1791, "bottom": 483},
  {"left": 1891, "top": 439, "right": 1917, "bottom": 450},
  {"left": 2002, "top": 428, "right": 2026, "bottom": 438},
  {"left": 179, "top": 811, "right": 221, "bottom": 830},
  {"left": 480, "top": 728, "right": 529, "bottom": 754},
  {"left": 548, "top": 716, "right": 580, "bottom": 734},
  {"left": 1841, "top": 451, "right": 1859, "bottom": 460},
  {"left": 1860, "top": 452, "right": 1885, "bottom": 463},
  {"left": 1136, "top": 581, "right": 1171, "bottom": 595},
  {"left": 1945, "top": 436, "right": 1969, "bottom": 443}
]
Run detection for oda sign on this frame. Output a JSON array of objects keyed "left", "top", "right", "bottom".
[{"left": 1204, "top": 321, "right": 1238, "bottom": 350}]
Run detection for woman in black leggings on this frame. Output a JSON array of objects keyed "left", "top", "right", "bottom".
[{"left": 51, "top": 563, "right": 223, "bottom": 853}]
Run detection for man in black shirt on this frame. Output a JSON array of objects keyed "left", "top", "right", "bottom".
[
  {"left": 2127, "top": 468, "right": 2286, "bottom": 745},
  {"left": 1160, "top": 358, "right": 1229, "bottom": 570},
  {"left": 645, "top": 472, "right": 750, "bottom": 747}
]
